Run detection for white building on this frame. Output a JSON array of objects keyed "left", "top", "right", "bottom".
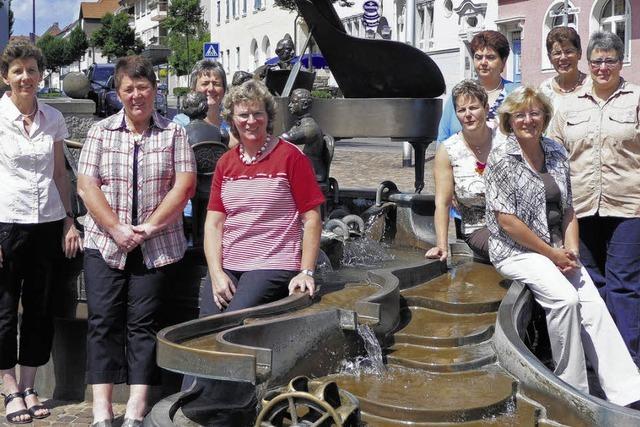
[{"left": 210, "top": 0, "right": 503, "bottom": 96}]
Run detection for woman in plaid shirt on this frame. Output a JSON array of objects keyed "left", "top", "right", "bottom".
[{"left": 77, "top": 56, "right": 196, "bottom": 427}]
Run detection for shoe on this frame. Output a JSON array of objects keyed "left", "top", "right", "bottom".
[
  {"left": 1, "top": 391, "right": 32, "bottom": 424},
  {"left": 122, "top": 418, "right": 143, "bottom": 427},
  {"left": 91, "top": 419, "right": 113, "bottom": 427},
  {"left": 22, "top": 388, "right": 49, "bottom": 420}
]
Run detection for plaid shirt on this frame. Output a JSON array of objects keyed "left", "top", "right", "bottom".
[{"left": 78, "top": 110, "right": 196, "bottom": 270}]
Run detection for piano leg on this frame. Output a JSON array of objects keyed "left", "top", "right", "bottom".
[{"left": 409, "top": 141, "right": 430, "bottom": 194}]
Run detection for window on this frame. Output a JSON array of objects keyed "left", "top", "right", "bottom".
[
  {"left": 217, "top": 1, "right": 221, "bottom": 25},
  {"left": 236, "top": 47, "right": 240, "bottom": 70},
  {"left": 254, "top": 0, "right": 262, "bottom": 11},
  {"left": 226, "top": 0, "right": 230, "bottom": 20},
  {"left": 232, "top": 0, "right": 237, "bottom": 18},
  {"left": 226, "top": 49, "right": 230, "bottom": 72},
  {"left": 512, "top": 31, "right": 522, "bottom": 83},
  {"left": 243, "top": 0, "right": 247, "bottom": 15},
  {"left": 598, "top": 0, "right": 630, "bottom": 61}
]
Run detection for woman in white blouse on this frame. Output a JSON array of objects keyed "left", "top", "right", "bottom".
[
  {"left": 0, "top": 40, "right": 81, "bottom": 424},
  {"left": 426, "top": 80, "right": 505, "bottom": 262}
]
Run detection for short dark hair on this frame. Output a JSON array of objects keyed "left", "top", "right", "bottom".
[
  {"left": 451, "top": 80, "right": 488, "bottom": 109},
  {"left": 470, "top": 30, "right": 510, "bottom": 62},
  {"left": 546, "top": 26, "right": 582, "bottom": 55},
  {"left": 1, "top": 40, "right": 45, "bottom": 78},
  {"left": 114, "top": 55, "right": 157, "bottom": 90}
]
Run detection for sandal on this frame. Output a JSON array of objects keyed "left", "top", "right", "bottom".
[
  {"left": 1, "top": 391, "right": 32, "bottom": 424},
  {"left": 23, "top": 388, "right": 49, "bottom": 420}
]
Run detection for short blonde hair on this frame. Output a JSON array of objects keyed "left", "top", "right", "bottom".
[
  {"left": 497, "top": 86, "right": 554, "bottom": 135},
  {"left": 221, "top": 79, "right": 276, "bottom": 138}
]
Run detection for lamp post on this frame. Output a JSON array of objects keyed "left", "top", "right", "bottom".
[{"left": 31, "top": 0, "right": 35, "bottom": 43}]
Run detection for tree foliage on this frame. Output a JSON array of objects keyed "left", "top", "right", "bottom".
[
  {"left": 163, "top": 0, "right": 209, "bottom": 76},
  {"left": 65, "top": 26, "right": 89, "bottom": 70},
  {"left": 274, "top": 0, "right": 352, "bottom": 11},
  {"left": 91, "top": 12, "right": 145, "bottom": 62},
  {"left": 37, "top": 34, "right": 71, "bottom": 73}
]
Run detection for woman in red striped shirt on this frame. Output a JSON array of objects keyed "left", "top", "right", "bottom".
[{"left": 200, "top": 79, "right": 324, "bottom": 316}]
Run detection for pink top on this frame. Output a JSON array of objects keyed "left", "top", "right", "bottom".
[
  {"left": 0, "top": 94, "right": 69, "bottom": 223},
  {"left": 208, "top": 139, "right": 325, "bottom": 271}
]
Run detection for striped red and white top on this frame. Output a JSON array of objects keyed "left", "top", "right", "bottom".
[{"left": 208, "top": 139, "right": 324, "bottom": 271}]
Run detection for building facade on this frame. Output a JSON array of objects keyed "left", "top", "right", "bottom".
[
  {"left": 209, "top": 1, "right": 510, "bottom": 95},
  {"left": 498, "top": 0, "right": 638, "bottom": 86}
]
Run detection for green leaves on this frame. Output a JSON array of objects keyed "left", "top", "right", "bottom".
[
  {"left": 91, "top": 12, "right": 145, "bottom": 62},
  {"left": 163, "top": 0, "right": 208, "bottom": 76}
]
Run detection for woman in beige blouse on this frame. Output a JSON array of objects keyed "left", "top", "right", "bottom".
[{"left": 548, "top": 30, "right": 640, "bottom": 370}]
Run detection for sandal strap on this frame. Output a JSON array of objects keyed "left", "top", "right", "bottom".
[
  {"left": 22, "top": 388, "right": 38, "bottom": 398},
  {"left": 2, "top": 391, "right": 24, "bottom": 406}
]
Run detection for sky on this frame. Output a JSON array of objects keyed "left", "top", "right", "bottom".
[{"left": 11, "top": 0, "right": 83, "bottom": 37}]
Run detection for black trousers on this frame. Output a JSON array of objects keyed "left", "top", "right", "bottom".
[
  {"left": 84, "top": 247, "right": 177, "bottom": 385},
  {"left": 0, "top": 220, "right": 63, "bottom": 370}
]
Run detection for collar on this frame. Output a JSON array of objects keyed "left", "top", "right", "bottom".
[
  {"left": 577, "top": 77, "right": 632, "bottom": 100},
  {"left": 102, "top": 109, "right": 170, "bottom": 131},
  {"left": 0, "top": 92, "right": 43, "bottom": 122},
  {"left": 505, "top": 135, "right": 563, "bottom": 159}
]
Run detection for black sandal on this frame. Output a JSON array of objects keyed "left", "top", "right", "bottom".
[
  {"left": 23, "top": 388, "right": 49, "bottom": 420},
  {"left": 1, "top": 391, "right": 32, "bottom": 424}
]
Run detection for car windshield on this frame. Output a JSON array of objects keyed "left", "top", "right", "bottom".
[{"left": 93, "top": 67, "right": 113, "bottom": 84}]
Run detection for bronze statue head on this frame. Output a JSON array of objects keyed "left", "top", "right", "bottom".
[
  {"left": 288, "top": 88, "right": 313, "bottom": 116},
  {"left": 275, "top": 35, "right": 295, "bottom": 63}
]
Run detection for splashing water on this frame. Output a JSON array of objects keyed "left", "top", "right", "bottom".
[
  {"left": 340, "top": 324, "right": 386, "bottom": 375},
  {"left": 341, "top": 237, "right": 394, "bottom": 267}
]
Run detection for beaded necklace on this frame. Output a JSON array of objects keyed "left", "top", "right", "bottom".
[{"left": 239, "top": 137, "right": 271, "bottom": 165}]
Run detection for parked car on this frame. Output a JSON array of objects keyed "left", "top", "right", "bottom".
[
  {"left": 87, "top": 63, "right": 167, "bottom": 117},
  {"left": 86, "top": 63, "right": 115, "bottom": 116}
]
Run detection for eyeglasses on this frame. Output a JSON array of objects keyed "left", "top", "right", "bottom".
[
  {"left": 234, "top": 111, "right": 267, "bottom": 121},
  {"left": 589, "top": 58, "right": 620, "bottom": 69},
  {"left": 512, "top": 110, "right": 544, "bottom": 122},
  {"left": 550, "top": 49, "right": 578, "bottom": 59}
]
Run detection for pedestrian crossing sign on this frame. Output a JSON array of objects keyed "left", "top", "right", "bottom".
[{"left": 203, "top": 42, "right": 220, "bottom": 59}]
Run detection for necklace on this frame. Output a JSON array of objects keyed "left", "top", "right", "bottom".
[
  {"left": 239, "top": 137, "right": 271, "bottom": 165},
  {"left": 555, "top": 72, "right": 584, "bottom": 94},
  {"left": 484, "top": 80, "right": 503, "bottom": 94},
  {"left": 462, "top": 131, "right": 491, "bottom": 175},
  {"left": 20, "top": 101, "right": 38, "bottom": 120}
]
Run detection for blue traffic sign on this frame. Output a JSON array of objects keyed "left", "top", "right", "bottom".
[{"left": 203, "top": 42, "right": 220, "bottom": 59}]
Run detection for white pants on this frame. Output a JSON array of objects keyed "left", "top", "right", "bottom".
[{"left": 496, "top": 252, "right": 640, "bottom": 406}]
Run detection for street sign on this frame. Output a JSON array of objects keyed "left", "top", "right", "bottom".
[{"left": 203, "top": 42, "right": 220, "bottom": 59}]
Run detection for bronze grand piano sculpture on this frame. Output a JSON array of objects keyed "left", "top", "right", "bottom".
[{"left": 274, "top": 0, "right": 445, "bottom": 193}]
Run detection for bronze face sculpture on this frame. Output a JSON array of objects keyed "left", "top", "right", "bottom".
[{"left": 282, "top": 88, "right": 331, "bottom": 183}]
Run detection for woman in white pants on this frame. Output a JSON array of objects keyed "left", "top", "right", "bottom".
[{"left": 485, "top": 86, "right": 640, "bottom": 407}]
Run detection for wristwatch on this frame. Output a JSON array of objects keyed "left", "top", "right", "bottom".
[{"left": 301, "top": 269, "right": 314, "bottom": 277}]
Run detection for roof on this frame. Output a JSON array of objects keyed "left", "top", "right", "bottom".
[
  {"left": 80, "top": 0, "right": 120, "bottom": 20},
  {"left": 42, "top": 22, "right": 62, "bottom": 37}
]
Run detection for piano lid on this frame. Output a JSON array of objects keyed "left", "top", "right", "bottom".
[{"left": 295, "top": 0, "right": 446, "bottom": 99}]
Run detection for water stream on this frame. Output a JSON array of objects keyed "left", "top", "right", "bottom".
[{"left": 340, "top": 323, "right": 386, "bottom": 375}]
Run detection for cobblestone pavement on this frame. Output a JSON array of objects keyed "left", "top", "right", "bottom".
[
  {"left": 0, "top": 142, "right": 435, "bottom": 426},
  {"left": 330, "top": 142, "right": 436, "bottom": 194}
]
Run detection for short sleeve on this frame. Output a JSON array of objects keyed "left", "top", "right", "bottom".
[
  {"left": 54, "top": 111, "right": 70, "bottom": 141},
  {"left": 437, "top": 96, "right": 455, "bottom": 143},
  {"left": 78, "top": 124, "right": 103, "bottom": 178},
  {"left": 287, "top": 150, "right": 325, "bottom": 213},
  {"left": 173, "top": 126, "right": 196, "bottom": 173},
  {"left": 547, "top": 100, "right": 567, "bottom": 146},
  {"left": 207, "top": 155, "right": 226, "bottom": 213},
  {"left": 485, "top": 157, "right": 517, "bottom": 216}
]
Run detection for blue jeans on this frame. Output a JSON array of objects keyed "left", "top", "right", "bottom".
[{"left": 579, "top": 215, "right": 640, "bottom": 367}]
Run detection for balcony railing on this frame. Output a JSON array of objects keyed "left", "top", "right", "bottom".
[{"left": 150, "top": 1, "right": 168, "bottom": 21}]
